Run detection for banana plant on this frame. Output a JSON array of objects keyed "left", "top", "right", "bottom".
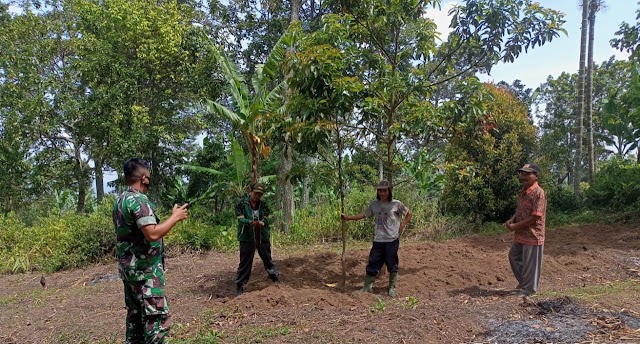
[
  {"left": 204, "top": 28, "right": 296, "bottom": 184},
  {"left": 181, "top": 138, "right": 274, "bottom": 206}
]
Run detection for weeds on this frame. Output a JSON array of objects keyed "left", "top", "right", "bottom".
[
  {"left": 403, "top": 295, "right": 419, "bottom": 309},
  {"left": 370, "top": 297, "right": 386, "bottom": 313}
]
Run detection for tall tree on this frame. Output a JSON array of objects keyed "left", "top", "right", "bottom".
[
  {"left": 71, "top": 0, "right": 212, "bottom": 200},
  {"left": 274, "top": 0, "right": 303, "bottom": 232},
  {"left": 601, "top": 64, "right": 640, "bottom": 162},
  {"left": 0, "top": 1, "right": 96, "bottom": 212},
  {"left": 337, "top": 0, "right": 565, "bottom": 186},
  {"left": 574, "top": 0, "right": 590, "bottom": 194},
  {"left": 586, "top": 0, "right": 605, "bottom": 184},
  {"left": 536, "top": 73, "right": 579, "bottom": 185},
  {"left": 287, "top": 15, "right": 363, "bottom": 287},
  {"left": 535, "top": 59, "right": 631, "bottom": 184}
]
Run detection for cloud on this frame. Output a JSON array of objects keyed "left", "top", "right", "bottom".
[
  {"left": 609, "top": 48, "right": 631, "bottom": 61},
  {"left": 423, "top": 1, "right": 458, "bottom": 41}
]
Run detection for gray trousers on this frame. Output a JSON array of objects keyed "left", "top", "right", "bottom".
[{"left": 509, "top": 242, "right": 543, "bottom": 294}]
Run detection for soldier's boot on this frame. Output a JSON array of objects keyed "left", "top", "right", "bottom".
[
  {"left": 388, "top": 272, "right": 398, "bottom": 298},
  {"left": 361, "top": 274, "right": 375, "bottom": 293}
]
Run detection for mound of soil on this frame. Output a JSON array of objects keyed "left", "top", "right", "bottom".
[{"left": 0, "top": 224, "right": 639, "bottom": 343}]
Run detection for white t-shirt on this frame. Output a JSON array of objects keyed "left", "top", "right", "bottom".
[{"left": 363, "top": 199, "right": 409, "bottom": 242}]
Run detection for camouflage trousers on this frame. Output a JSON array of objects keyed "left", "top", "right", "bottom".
[{"left": 122, "top": 277, "right": 172, "bottom": 344}]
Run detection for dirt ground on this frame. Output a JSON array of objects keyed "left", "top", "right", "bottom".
[{"left": 1, "top": 224, "right": 639, "bottom": 344}]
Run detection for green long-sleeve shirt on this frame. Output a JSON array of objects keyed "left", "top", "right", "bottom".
[{"left": 235, "top": 195, "right": 271, "bottom": 242}]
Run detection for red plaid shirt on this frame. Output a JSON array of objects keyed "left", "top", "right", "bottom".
[{"left": 513, "top": 182, "right": 547, "bottom": 245}]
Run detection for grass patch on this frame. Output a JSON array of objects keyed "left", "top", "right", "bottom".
[
  {"left": 254, "top": 325, "right": 291, "bottom": 340},
  {"left": 52, "top": 331, "right": 118, "bottom": 344},
  {"left": 537, "top": 280, "right": 640, "bottom": 307},
  {"left": 0, "top": 294, "right": 17, "bottom": 307},
  {"left": 229, "top": 324, "right": 291, "bottom": 343},
  {"left": 0, "top": 287, "right": 58, "bottom": 308},
  {"left": 168, "top": 329, "right": 222, "bottom": 344},
  {"left": 169, "top": 307, "right": 249, "bottom": 343}
]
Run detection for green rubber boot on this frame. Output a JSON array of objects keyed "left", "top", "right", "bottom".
[
  {"left": 361, "top": 275, "right": 375, "bottom": 293},
  {"left": 388, "top": 272, "right": 398, "bottom": 297}
]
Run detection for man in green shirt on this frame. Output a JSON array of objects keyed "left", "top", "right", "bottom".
[
  {"left": 235, "top": 183, "right": 279, "bottom": 295},
  {"left": 113, "top": 158, "right": 188, "bottom": 343}
]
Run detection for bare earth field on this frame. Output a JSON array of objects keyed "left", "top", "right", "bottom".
[{"left": 1, "top": 224, "right": 639, "bottom": 344}]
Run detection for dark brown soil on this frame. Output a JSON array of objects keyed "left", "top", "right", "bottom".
[{"left": 1, "top": 224, "right": 639, "bottom": 343}]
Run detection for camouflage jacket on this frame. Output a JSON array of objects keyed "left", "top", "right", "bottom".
[
  {"left": 235, "top": 195, "right": 270, "bottom": 242},
  {"left": 112, "top": 187, "right": 164, "bottom": 281}
]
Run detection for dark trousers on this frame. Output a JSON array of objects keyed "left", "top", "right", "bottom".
[
  {"left": 365, "top": 239, "right": 400, "bottom": 276},
  {"left": 236, "top": 240, "right": 278, "bottom": 286}
]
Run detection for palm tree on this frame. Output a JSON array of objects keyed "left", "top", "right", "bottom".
[
  {"left": 205, "top": 32, "right": 293, "bottom": 184},
  {"left": 586, "top": 0, "right": 606, "bottom": 184},
  {"left": 574, "top": 0, "right": 589, "bottom": 195}
]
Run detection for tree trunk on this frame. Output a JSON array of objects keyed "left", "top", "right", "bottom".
[
  {"left": 274, "top": 1, "right": 302, "bottom": 231},
  {"left": 94, "top": 156, "right": 105, "bottom": 203},
  {"left": 291, "top": 0, "right": 302, "bottom": 22},
  {"left": 301, "top": 155, "right": 311, "bottom": 208},
  {"left": 74, "top": 144, "right": 87, "bottom": 213},
  {"left": 336, "top": 122, "right": 347, "bottom": 289},
  {"left": 574, "top": 0, "right": 589, "bottom": 196},
  {"left": 377, "top": 119, "right": 385, "bottom": 181},
  {"left": 386, "top": 135, "right": 395, "bottom": 186},
  {"left": 586, "top": 0, "right": 597, "bottom": 184},
  {"left": 276, "top": 143, "right": 294, "bottom": 232},
  {"left": 248, "top": 136, "right": 259, "bottom": 184}
]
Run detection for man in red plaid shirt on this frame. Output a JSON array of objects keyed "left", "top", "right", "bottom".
[{"left": 504, "top": 162, "right": 547, "bottom": 296}]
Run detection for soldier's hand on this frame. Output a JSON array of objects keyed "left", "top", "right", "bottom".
[{"left": 172, "top": 203, "right": 188, "bottom": 221}]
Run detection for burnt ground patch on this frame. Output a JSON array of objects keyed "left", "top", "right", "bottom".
[{"left": 482, "top": 296, "right": 640, "bottom": 344}]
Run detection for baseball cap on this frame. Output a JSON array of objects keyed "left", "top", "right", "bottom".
[
  {"left": 252, "top": 183, "right": 265, "bottom": 193},
  {"left": 517, "top": 163, "right": 541, "bottom": 175},
  {"left": 375, "top": 180, "right": 392, "bottom": 189}
]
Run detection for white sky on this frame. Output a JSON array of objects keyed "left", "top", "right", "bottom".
[{"left": 421, "top": 1, "right": 636, "bottom": 89}]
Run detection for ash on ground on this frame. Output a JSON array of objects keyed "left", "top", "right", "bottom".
[{"left": 481, "top": 296, "right": 640, "bottom": 344}]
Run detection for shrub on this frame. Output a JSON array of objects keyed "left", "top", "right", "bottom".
[
  {"left": 0, "top": 198, "right": 115, "bottom": 273},
  {"left": 165, "top": 220, "right": 236, "bottom": 252},
  {"left": 441, "top": 84, "right": 536, "bottom": 222},
  {"left": 585, "top": 158, "right": 640, "bottom": 211},
  {"left": 546, "top": 184, "right": 583, "bottom": 212}
]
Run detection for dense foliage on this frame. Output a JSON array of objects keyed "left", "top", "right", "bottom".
[
  {"left": 1, "top": 0, "right": 639, "bottom": 274},
  {"left": 442, "top": 83, "right": 537, "bottom": 222}
]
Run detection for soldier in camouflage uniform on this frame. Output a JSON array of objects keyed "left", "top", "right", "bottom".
[{"left": 113, "top": 158, "right": 188, "bottom": 344}]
